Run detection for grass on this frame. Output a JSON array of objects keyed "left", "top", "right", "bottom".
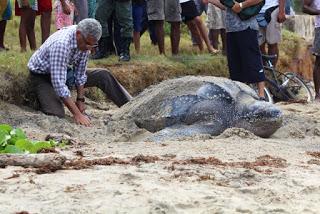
[{"left": 0, "top": 9, "right": 309, "bottom": 104}]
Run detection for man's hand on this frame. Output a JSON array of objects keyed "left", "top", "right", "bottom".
[
  {"left": 232, "top": 2, "right": 242, "bottom": 13},
  {"left": 277, "top": 11, "right": 286, "bottom": 23},
  {"left": 74, "top": 113, "right": 91, "bottom": 126},
  {"left": 63, "top": 96, "right": 91, "bottom": 126}
]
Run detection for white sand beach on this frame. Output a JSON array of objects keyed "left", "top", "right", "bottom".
[{"left": 0, "top": 96, "right": 320, "bottom": 213}]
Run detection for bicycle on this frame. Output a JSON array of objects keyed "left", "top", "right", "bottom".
[{"left": 253, "top": 54, "right": 313, "bottom": 103}]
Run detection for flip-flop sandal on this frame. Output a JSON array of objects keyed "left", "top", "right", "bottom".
[{"left": 209, "top": 49, "right": 220, "bottom": 55}]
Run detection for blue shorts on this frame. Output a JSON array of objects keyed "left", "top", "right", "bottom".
[
  {"left": 132, "top": 2, "right": 147, "bottom": 32},
  {"left": 226, "top": 28, "right": 265, "bottom": 84}
]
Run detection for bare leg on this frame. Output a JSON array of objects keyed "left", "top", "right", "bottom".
[
  {"left": 259, "top": 43, "right": 266, "bottom": 55},
  {"left": 154, "top": 20, "right": 165, "bottom": 54},
  {"left": 41, "top": 11, "right": 52, "bottom": 43},
  {"left": 186, "top": 19, "right": 203, "bottom": 51},
  {"left": 267, "top": 43, "right": 279, "bottom": 67},
  {"left": 314, "top": 56, "right": 320, "bottom": 100},
  {"left": 209, "top": 29, "right": 219, "bottom": 49},
  {"left": 170, "top": 21, "right": 180, "bottom": 55},
  {"left": 133, "top": 31, "right": 140, "bottom": 54},
  {"left": 26, "top": 9, "right": 37, "bottom": 50},
  {"left": 0, "top": 20, "right": 7, "bottom": 49},
  {"left": 194, "top": 16, "right": 216, "bottom": 53},
  {"left": 221, "top": 29, "right": 227, "bottom": 55},
  {"left": 257, "top": 81, "right": 265, "bottom": 98},
  {"left": 19, "top": 9, "right": 28, "bottom": 52}
]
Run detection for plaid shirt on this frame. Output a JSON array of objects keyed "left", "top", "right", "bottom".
[{"left": 28, "top": 25, "right": 89, "bottom": 98}]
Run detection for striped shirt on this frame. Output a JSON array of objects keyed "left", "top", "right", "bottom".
[{"left": 28, "top": 25, "right": 89, "bottom": 98}]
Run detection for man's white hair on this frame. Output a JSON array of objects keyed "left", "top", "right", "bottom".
[{"left": 77, "top": 18, "right": 102, "bottom": 41}]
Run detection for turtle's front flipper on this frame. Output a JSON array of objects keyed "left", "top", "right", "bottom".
[{"left": 145, "top": 123, "right": 226, "bottom": 142}]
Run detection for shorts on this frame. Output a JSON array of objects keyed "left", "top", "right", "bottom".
[
  {"left": 15, "top": 0, "right": 38, "bottom": 16},
  {"left": 146, "top": 0, "right": 181, "bottom": 22},
  {"left": 38, "top": 0, "right": 52, "bottom": 13},
  {"left": 181, "top": 0, "right": 199, "bottom": 23},
  {"left": 227, "top": 28, "right": 265, "bottom": 84},
  {"left": 194, "top": 0, "right": 207, "bottom": 15},
  {"left": 132, "top": 2, "right": 147, "bottom": 32},
  {"left": 206, "top": 3, "right": 225, "bottom": 30},
  {"left": 258, "top": 7, "right": 281, "bottom": 45},
  {"left": 313, "top": 27, "right": 320, "bottom": 56}
]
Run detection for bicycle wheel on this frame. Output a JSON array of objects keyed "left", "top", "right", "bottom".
[{"left": 281, "top": 72, "right": 313, "bottom": 103}]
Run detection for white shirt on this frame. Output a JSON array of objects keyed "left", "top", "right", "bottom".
[
  {"left": 312, "top": 0, "right": 320, "bottom": 28},
  {"left": 180, "top": 0, "right": 191, "bottom": 3},
  {"left": 260, "top": 0, "right": 279, "bottom": 13}
]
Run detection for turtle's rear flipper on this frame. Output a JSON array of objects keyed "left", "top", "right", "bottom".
[{"left": 145, "top": 123, "right": 226, "bottom": 142}]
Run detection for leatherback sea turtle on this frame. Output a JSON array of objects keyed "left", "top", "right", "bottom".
[{"left": 115, "top": 76, "right": 283, "bottom": 141}]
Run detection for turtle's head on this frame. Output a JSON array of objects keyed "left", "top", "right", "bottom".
[{"left": 234, "top": 96, "right": 283, "bottom": 138}]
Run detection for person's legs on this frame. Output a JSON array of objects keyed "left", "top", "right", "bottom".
[
  {"left": 267, "top": 43, "right": 279, "bottom": 66},
  {"left": 25, "top": 9, "right": 37, "bottom": 50},
  {"left": 170, "top": 21, "right": 180, "bottom": 55},
  {"left": 40, "top": 11, "right": 51, "bottom": 44},
  {"left": 154, "top": 20, "right": 165, "bottom": 54},
  {"left": 74, "top": 0, "right": 88, "bottom": 23},
  {"left": 19, "top": 8, "right": 30, "bottom": 52},
  {"left": 186, "top": 19, "right": 203, "bottom": 51},
  {"left": 85, "top": 69, "right": 132, "bottom": 107},
  {"left": 194, "top": 16, "right": 216, "bottom": 53},
  {"left": 226, "top": 32, "right": 243, "bottom": 82},
  {"left": 30, "top": 73, "right": 65, "bottom": 117},
  {"left": 146, "top": 0, "right": 165, "bottom": 54},
  {"left": 314, "top": 56, "right": 320, "bottom": 100},
  {"left": 132, "top": 3, "right": 143, "bottom": 53},
  {"left": 265, "top": 8, "right": 281, "bottom": 66},
  {"left": 116, "top": 0, "right": 133, "bottom": 61},
  {"left": 313, "top": 27, "right": 320, "bottom": 100},
  {"left": 209, "top": 29, "right": 219, "bottom": 49},
  {"left": 220, "top": 29, "right": 227, "bottom": 55},
  {"left": 92, "top": 0, "right": 114, "bottom": 59},
  {"left": 239, "top": 29, "right": 265, "bottom": 98},
  {"left": 0, "top": 20, "right": 7, "bottom": 49}
]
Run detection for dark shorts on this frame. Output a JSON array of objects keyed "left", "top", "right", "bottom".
[
  {"left": 132, "top": 2, "right": 147, "bottom": 32},
  {"left": 181, "top": 0, "right": 199, "bottom": 23},
  {"left": 226, "top": 28, "right": 265, "bottom": 84}
]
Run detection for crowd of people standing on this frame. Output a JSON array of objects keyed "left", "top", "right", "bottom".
[{"left": 1, "top": 0, "right": 320, "bottom": 104}]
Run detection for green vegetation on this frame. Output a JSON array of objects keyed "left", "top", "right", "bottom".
[{"left": 0, "top": 124, "right": 58, "bottom": 154}]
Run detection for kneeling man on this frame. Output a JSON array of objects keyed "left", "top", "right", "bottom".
[{"left": 28, "top": 18, "right": 132, "bottom": 126}]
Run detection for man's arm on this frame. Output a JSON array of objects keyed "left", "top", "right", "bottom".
[
  {"left": 232, "top": 0, "right": 263, "bottom": 13},
  {"left": 60, "top": 0, "right": 71, "bottom": 15},
  {"left": 277, "top": 0, "right": 286, "bottom": 23},
  {"left": 75, "top": 85, "right": 86, "bottom": 113},
  {"left": 303, "top": 0, "right": 320, "bottom": 15},
  {"left": 49, "top": 43, "right": 90, "bottom": 126},
  {"left": 63, "top": 97, "right": 91, "bottom": 126}
]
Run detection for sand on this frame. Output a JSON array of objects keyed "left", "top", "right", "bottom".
[{"left": 0, "top": 96, "right": 320, "bottom": 213}]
